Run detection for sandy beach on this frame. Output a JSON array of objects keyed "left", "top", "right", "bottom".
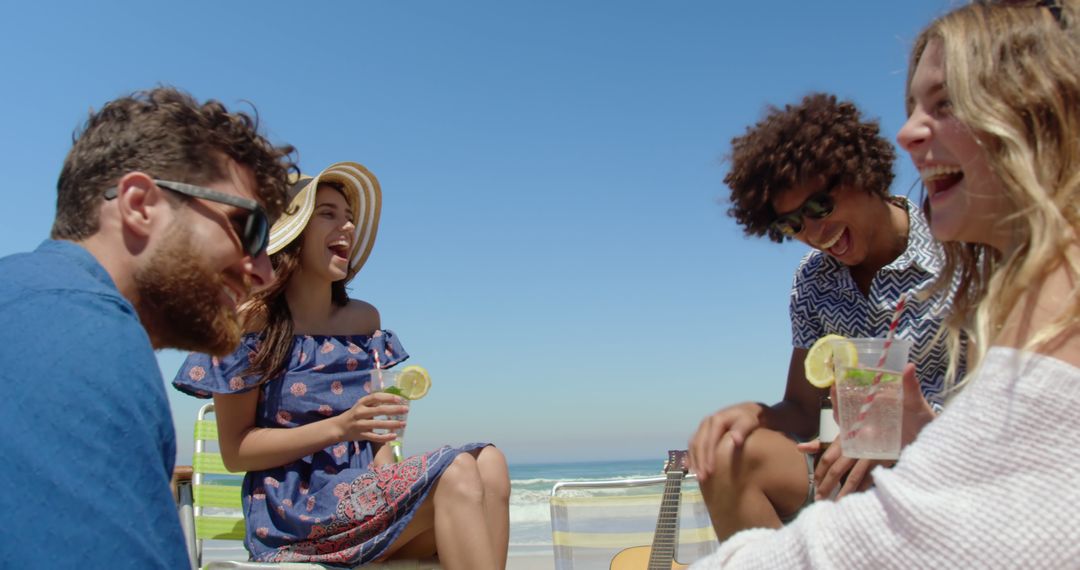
[{"left": 508, "top": 552, "right": 556, "bottom": 570}]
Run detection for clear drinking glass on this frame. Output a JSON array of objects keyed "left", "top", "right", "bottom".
[
  {"left": 830, "top": 337, "right": 911, "bottom": 460},
  {"left": 369, "top": 368, "right": 409, "bottom": 463}
]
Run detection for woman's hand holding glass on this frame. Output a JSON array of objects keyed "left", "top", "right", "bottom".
[
  {"left": 797, "top": 363, "right": 938, "bottom": 499},
  {"left": 334, "top": 392, "right": 409, "bottom": 443}
]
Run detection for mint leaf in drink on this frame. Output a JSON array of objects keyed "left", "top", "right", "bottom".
[{"left": 845, "top": 369, "right": 901, "bottom": 386}]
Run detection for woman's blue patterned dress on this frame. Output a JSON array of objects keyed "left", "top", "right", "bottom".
[{"left": 173, "top": 330, "right": 487, "bottom": 566}]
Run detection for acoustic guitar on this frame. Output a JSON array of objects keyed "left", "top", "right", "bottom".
[{"left": 609, "top": 449, "right": 690, "bottom": 570}]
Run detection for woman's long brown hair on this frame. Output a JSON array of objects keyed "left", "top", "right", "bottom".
[{"left": 241, "top": 183, "right": 351, "bottom": 383}]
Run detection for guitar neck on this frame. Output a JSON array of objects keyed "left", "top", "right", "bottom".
[{"left": 647, "top": 471, "right": 684, "bottom": 570}]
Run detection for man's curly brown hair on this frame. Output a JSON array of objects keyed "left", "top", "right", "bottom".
[
  {"left": 724, "top": 93, "right": 896, "bottom": 243},
  {"left": 52, "top": 86, "right": 297, "bottom": 240}
]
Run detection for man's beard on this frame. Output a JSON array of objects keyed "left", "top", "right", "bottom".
[{"left": 133, "top": 223, "right": 245, "bottom": 356}]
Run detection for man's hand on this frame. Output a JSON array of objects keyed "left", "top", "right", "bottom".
[
  {"left": 795, "top": 363, "right": 936, "bottom": 498},
  {"left": 688, "top": 402, "right": 766, "bottom": 482},
  {"left": 797, "top": 438, "right": 892, "bottom": 499}
]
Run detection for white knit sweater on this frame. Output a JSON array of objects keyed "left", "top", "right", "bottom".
[{"left": 690, "top": 347, "right": 1080, "bottom": 569}]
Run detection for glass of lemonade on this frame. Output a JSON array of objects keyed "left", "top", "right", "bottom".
[
  {"left": 829, "top": 337, "right": 912, "bottom": 460},
  {"left": 369, "top": 368, "right": 410, "bottom": 463}
]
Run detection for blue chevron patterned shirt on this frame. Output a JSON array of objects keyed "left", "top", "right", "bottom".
[{"left": 789, "top": 198, "right": 959, "bottom": 409}]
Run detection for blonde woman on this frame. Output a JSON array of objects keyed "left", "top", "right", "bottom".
[
  {"left": 691, "top": 1, "right": 1080, "bottom": 567},
  {"left": 174, "top": 162, "right": 509, "bottom": 569}
]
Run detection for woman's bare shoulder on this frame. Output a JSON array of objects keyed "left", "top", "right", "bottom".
[{"left": 333, "top": 299, "right": 381, "bottom": 336}]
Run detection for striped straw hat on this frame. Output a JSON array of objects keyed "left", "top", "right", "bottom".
[{"left": 267, "top": 161, "right": 381, "bottom": 283}]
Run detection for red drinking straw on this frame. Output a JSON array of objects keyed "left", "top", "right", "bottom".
[{"left": 844, "top": 293, "right": 909, "bottom": 440}]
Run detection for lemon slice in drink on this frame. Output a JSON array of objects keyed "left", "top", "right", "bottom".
[
  {"left": 804, "top": 334, "right": 858, "bottom": 389},
  {"left": 394, "top": 365, "right": 431, "bottom": 400}
]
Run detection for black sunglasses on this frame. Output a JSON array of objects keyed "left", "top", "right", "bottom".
[
  {"left": 104, "top": 179, "right": 269, "bottom": 257},
  {"left": 769, "top": 191, "right": 836, "bottom": 237}
]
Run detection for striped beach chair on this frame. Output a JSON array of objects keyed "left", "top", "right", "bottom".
[
  {"left": 549, "top": 451, "right": 719, "bottom": 570},
  {"left": 174, "top": 402, "right": 439, "bottom": 570}
]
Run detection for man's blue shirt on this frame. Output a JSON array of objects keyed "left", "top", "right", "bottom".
[{"left": 0, "top": 240, "right": 189, "bottom": 569}]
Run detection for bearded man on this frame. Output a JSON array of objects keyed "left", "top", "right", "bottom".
[{"left": 0, "top": 87, "right": 295, "bottom": 568}]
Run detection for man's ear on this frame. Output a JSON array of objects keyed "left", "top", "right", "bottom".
[{"left": 114, "top": 172, "right": 168, "bottom": 239}]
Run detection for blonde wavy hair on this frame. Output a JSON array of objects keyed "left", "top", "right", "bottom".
[{"left": 907, "top": 0, "right": 1080, "bottom": 387}]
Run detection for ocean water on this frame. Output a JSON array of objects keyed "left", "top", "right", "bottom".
[{"left": 507, "top": 458, "right": 665, "bottom": 554}]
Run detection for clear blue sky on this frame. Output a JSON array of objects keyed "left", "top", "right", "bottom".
[{"left": 0, "top": 0, "right": 959, "bottom": 465}]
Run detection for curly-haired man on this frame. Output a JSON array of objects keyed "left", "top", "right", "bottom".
[
  {"left": 0, "top": 87, "right": 295, "bottom": 568},
  {"left": 688, "top": 93, "right": 960, "bottom": 541}
]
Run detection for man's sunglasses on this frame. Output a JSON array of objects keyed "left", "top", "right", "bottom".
[
  {"left": 769, "top": 191, "right": 836, "bottom": 237},
  {"left": 104, "top": 179, "right": 269, "bottom": 257}
]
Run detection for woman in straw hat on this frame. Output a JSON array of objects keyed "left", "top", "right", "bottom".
[
  {"left": 690, "top": 1, "right": 1080, "bottom": 567},
  {"left": 173, "top": 162, "right": 509, "bottom": 569}
]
